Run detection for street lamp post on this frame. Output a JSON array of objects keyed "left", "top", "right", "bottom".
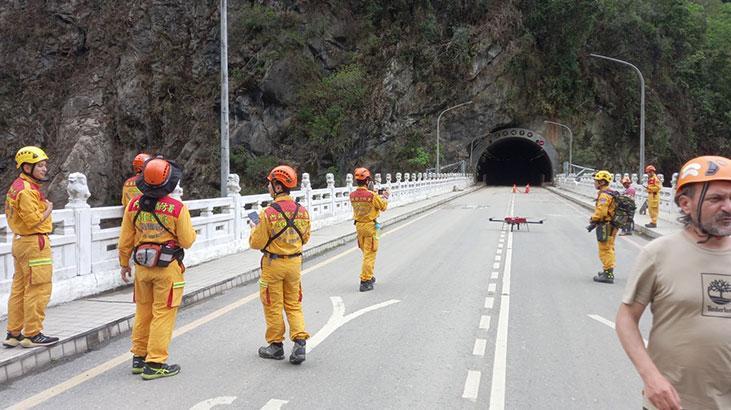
[
  {"left": 220, "top": 0, "right": 230, "bottom": 196},
  {"left": 544, "top": 120, "right": 573, "bottom": 173},
  {"left": 436, "top": 101, "right": 472, "bottom": 173},
  {"left": 589, "top": 53, "right": 645, "bottom": 178}
]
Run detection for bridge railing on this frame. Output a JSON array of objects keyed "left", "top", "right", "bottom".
[
  {"left": 554, "top": 172, "right": 681, "bottom": 216},
  {"left": 0, "top": 171, "right": 472, "bottom": 316}
]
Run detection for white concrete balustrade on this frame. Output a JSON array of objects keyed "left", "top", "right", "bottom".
[
  {"left": 0, "top": 171, "right": 471, "bottom": 317},
  {"left": 555, "top": 171, "right": 680, "bottom": 216}
]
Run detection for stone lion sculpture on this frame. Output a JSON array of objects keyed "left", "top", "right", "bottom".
[{"left": 66, "top": 172, "right": 90, "bottom": 208}]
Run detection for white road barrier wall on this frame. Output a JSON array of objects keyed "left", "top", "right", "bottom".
[
  {"left": 0, "top": 172, "right": 472, "bottom": 316},
  {"left": 554, "top": 172, "right": 680, "bottom": 216}
]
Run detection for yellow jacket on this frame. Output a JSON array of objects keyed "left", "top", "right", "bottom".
[
  {"left": 118, "top": 195, "right": 197, "bottom": 267},
  {"left": 349, "top": 186, "right": 388, "bottom": 223},
  {"left": 4, "top": 174, "right": 53, "bottom": 235},
  {"left": 646, "top": 174, "right": 661, "bottom": 196},
  {"left": 121, "top": 175, "right": 142, "bottom": 207},
  {"left": 249, "top": 195, "right": 311, "bottom": 256},
  {"left": 591, "top": 187, "right": 616, "bottom": 223}
]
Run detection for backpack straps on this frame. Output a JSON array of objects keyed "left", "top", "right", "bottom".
[
  {"left": 133, "top": 197, "right": 175, "bottom": 237},
  {"left": 263, "top": 202, "right": 304, "bottom": 253}
]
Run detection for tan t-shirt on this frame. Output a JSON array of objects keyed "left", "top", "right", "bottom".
[{"left": 623, "top": 230, "right": 731, "bottom": 409}]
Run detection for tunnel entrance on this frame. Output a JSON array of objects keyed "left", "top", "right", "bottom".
[{"left": 476, "top": 137, "right": 554, "bottom": 186}]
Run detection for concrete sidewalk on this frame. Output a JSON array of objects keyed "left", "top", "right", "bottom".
[
  {"left": 546, "top": 186, "right": 683, "bottom": 239},
  {"left": 0, "top": 186, "right": 480, "bottom": 384}
]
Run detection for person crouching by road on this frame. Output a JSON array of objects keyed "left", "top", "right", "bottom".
[
  {"left": 616, "top": 155, "right": 731, "bottom": 410},
  {"left": 118, "top": 158, "right": 196, "bottom": 380},
  {"left": 587, "top": 170, "right": 618, "bottom": 284},
  {"left": 3, "top": 146, "right": 59, "bottom": 348},
  {"left": 249, "top": 165, "right": 311, "bottom": 364},
  {"left": 619, "top": 176, "right": 637, "bottom": 236},
  {"left": 122, "top": 152, "right": 151, "bottom": 207},
  {"left": 349, "top": 168, "right": 388, "bottom": 292}
]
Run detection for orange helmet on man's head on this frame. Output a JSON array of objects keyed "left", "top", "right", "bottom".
[
  {"left": 133, "top": 153, "right": 151, "bottom": 173},
  {"left": 136, "top": 157, "right": 183, "bottom": 198},
  {"left": 268, "top": 165, "right": 297, "bottom": 189},
  {"left": 354, "top": 168, "right": 371, "bottom": 181},
  {"left": 675, "top": 156, "right": 731, "bottom": 197},
  {"left": 143, "top": 158, "right": 171, "bottom": 186},
  {"left": 645, "top": 165, "right": 656, "bottom": 174}
]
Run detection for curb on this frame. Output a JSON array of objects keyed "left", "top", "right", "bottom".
[
  {"left": 0, "top": 185, "right": 481, "bottom": 384},
  {"left": 545, "top": 186, "right": 661, "bottom": 240}
]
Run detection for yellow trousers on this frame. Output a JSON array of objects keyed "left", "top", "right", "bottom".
[
  {"left": 356, "top": 222, "right": 379, "bottom": 282},
  {"left": 130, "top": 262, "right": 184, "bottom": 364},
  {"left": 259, "top": 256, "right": 309, "bottom": 344},
  {"left": 7, "top": 235, "right": 53, "bottom": 337},
  {"left": 648, "top": 196, "right": 660, "bottom": 224},
  {"left": 597, "top": 228, "right": 618, "bottom": 271}
]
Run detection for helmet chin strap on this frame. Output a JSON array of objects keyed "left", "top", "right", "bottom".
[
  {"left": 691, "top": 182, "right": 729, "bottom": 243},
  {"left": 22, "top": 163, "right": 49, "bottom": 183}
]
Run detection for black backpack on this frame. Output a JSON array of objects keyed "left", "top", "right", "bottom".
[{"left": 608, "top": 191, "right": 636, "bottom": 228}]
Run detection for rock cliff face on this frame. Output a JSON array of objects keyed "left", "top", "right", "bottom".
[{"left": 1, "top": 1, "right": 694, "bottom": 205}]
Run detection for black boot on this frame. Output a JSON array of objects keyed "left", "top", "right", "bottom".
[
  {"left": 132, "top": 356, "right": 145, "bottom": 374},
  {"left": 289, "top": 339, "right": 306, "bottom": 365},
  {"left": 644, "top": 222, "right": 657, "bottom": 228},
  {"left": 359, "top": 280, "right": 374, "bottom": 292},
  {"left": 258, "top": 342, "right": 284, "bottom": 360},
  {"left": 593, "top": 268, "right": 615, "bottom": 284}
]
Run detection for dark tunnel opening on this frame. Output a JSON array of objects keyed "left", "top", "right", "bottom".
[{"left": 476, "top": 137, "right": 554, "bottom": 186}]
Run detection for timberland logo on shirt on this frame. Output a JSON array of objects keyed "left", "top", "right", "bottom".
[{"left": 701, "top": 273, "right": 731, "bottom": 318}]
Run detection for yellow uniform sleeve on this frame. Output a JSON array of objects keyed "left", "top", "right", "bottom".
[
  {"left": 175, "top": 205, "right": 197, "bottom": 249},
  {"left": 122, "top": 190, "right": 129, "bottom": 207},
  {"left": 118, "top": 208, "right": 136, "bottom": 267},
  {"left": 248, "top": 210, "right": 270, "bottom": 250},
  {"left": 373, "top": 194, "right": 388, "bottom": 212},
  {"left": 16, "top": 189, "right": 46, "bottom": 229},
  {"left": 300, "top": 211, "right": 311, "bottom": 245},
  {"left": 591, "top": 192, "right": 613, "bottom": 222}
]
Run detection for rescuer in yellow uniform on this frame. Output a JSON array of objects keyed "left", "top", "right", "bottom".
[
  {"left": 118, "top": 158, "right": 196, "bottom": 380},
  {"left": 645, "top": 165, "right": 661, "bottom": 228},
  {"left": 122, "top": 153, "right": 151, "bottom": 207},
  {"left": 588, "top": 170, "right": 618, "bottom": 284},
  {"left": 249, "top": 165, "right": 311, "bottom": 364},
  {"left": 349, "top": 167, "right": 388, "bottom": 292},
  {"left": 3, "top": 146, "right": 59, "bottom": 348}
]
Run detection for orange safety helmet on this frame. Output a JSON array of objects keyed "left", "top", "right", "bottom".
[
  {"left": 267, "top": 165, "right": 297, "bottom": 189},
  {"left": 676, "top": 156, "right": 731, "bottom": 197},
  {"left": 354, "top": 167, "right": 371, "bottom": 181},
  {"left": 645, "top": 165, "right": 656, "bottom": 174},
  {"left": 133, "top": 153, "right": 151, "bottom": 173},
  {"left": 142, "top": 158, "right": 172, "bottom": 187}
]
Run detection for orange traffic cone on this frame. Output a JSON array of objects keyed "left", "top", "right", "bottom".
[
  {"left": 525, "top": 183, "right": 530, "bottom": 194},
  {"left": 512, "top": 184, "right": 517, "bottom": 193}
]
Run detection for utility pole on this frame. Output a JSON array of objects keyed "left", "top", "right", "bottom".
[{"left": 220, "top": 0, "right": 230, "bottom": 196}]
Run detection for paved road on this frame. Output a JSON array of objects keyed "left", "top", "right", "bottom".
[{"left": 1, "top": 187, "right": 652, "bottom": 409}]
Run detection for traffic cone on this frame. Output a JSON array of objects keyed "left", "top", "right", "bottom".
[
  {"left": 512, "top": 184, "right": 517, "bottom": 193},
  {"left": 525, "top": 183, "right": 530, "bottom": 194}
]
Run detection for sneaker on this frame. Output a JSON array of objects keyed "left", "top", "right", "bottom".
[
  {"left": 2, "top": 332, "right": 24, "bottom": 348},
  {"left": 258, "top": 342, "right": 284, "bottom": 360},
  {"left": 359, "top": 280, "right": 374, "bottom": 292},
  {"left": 289, "top": 339, "right": 306, "bottom": 365},
  {"left": 644, "top": 223, "right": 657, "bottom": 228},
  {"left": 132, "top": 356, "right": 145, "bottom": 374},
  {"left": 141, "top": 362, "right": 180, "bottom": 380},
  {"left": 593, "top": 270, "right": 615, "bottom": 284},
  {"left": 20, "top": 332, "right": 59, "bottom": 348}
]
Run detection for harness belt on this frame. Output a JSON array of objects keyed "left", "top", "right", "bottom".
[{"left": 262, "top": 250, "right": 302, "bottom": 260}]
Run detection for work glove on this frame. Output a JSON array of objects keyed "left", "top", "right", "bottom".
[{"left": 586, "top": 223, "right": 597, "bottom": 232}]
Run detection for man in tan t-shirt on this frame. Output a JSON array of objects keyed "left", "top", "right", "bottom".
[{"left": 616, "top": 155, "right": 731, "bottom": 410}]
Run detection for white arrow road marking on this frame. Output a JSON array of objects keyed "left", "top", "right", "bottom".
[
  {"left": 308, "top": 296, "right": 401, "bottom": 353},
  {"left": 190, "top": 396, "right": 238, "bottom": 410},
  {"left": 261, "top": 399, "right": 289, "bottom": 410},
  {"left": 588, "top": 314, "right": 647, "bottom": 346}
]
